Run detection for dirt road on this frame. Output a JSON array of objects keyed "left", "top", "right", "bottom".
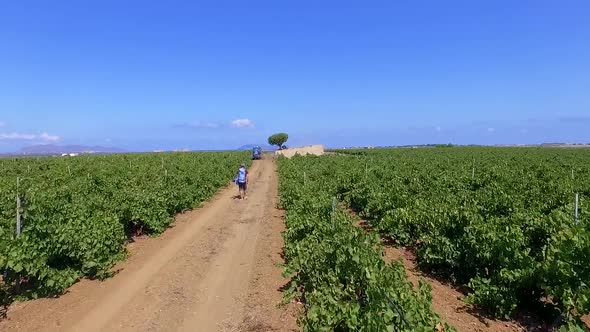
[{"left": 0, "top": 158, "right": 298, "bottom": 332}]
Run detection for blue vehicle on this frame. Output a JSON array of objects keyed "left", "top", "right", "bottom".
[{"left": 252, "top": 146, "right": 262, "bottom": 160}]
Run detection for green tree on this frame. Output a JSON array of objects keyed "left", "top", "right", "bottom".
[{"left": 268, "top": 133, "right": 289, "bottom": 150}]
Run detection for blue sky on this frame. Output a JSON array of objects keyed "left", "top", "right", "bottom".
[{"left": 0, "top": 1, "right": 589, "bottom": 152}]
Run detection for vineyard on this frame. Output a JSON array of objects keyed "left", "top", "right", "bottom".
[
  {"left": 278, "top": 157, "right": 452, "bottom": 331},
  {"left": 278, "top": 147, "right": 589, "bottom": 331},
  {"left": 0, "top": 152, "right": 249, "bottom": 300}
]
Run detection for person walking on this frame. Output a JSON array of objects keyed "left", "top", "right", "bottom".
[{"left": 236, "top": 162, "right": 249, "bottom": 199}]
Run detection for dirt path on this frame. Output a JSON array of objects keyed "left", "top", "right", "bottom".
[{"left": 0, "top": 158, "right": 298, "bottom": 332}]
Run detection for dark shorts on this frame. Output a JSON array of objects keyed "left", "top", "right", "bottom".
[{"left": 238, "top": 182, "right": 247, "bottom": 190}]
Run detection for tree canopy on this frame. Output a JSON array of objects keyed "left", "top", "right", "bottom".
[{"left": 268, "top": 133, "right": 289, "bottom": 150}]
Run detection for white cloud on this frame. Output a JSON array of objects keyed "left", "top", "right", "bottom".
[
  {"left": 231, "top": 118, "right": 254, "bottom": 128},
  {"left": 0, "top": 132, "right": 60, "bottom": 142},
  {"left": 0, "top": 133, "right": 36, "bottom": 140},
  {"left": 39, "top": 132, "right": 60, "bottom": 142}
]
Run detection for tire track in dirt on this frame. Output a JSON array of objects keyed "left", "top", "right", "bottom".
[{"left": 0, "top": 158, "right": 297, "bottom": 332}]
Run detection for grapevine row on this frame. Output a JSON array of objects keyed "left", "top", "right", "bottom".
[
  {"left": 0, "top": 152, "right": 249, "bottom": 299},
  {"left": 291, "top": 147, "right": 590, "bottom": 329},
  {"left": 278, "top": 156, "right": 453, "bottom": 331}
]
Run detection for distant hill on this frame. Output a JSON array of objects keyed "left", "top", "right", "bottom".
[
  {"left": 19, "top": 144, "right": 125, "bottom": 155},
  {"left": 237, "top": 144, "right": 277, "bottom": 151}
]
